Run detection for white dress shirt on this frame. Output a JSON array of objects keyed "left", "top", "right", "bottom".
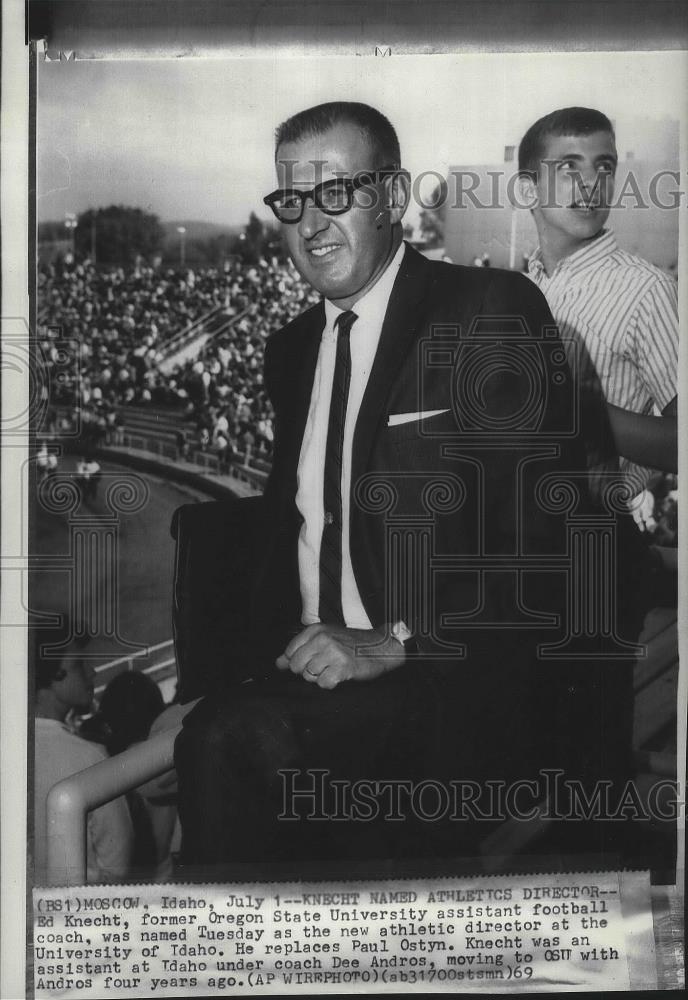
[{"left": 296, "top": 242, "right": 406, "bottom": 629}]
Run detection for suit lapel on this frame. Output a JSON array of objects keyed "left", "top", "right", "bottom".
[
  {"left": 283, "top": 301, "right": 325, "bottom": 484},
  {"left": 351, "top": 246, "right": 434, "bottom": 490},
  {"left": 295, "top": 301, "right": 325, "bottom": 421}
]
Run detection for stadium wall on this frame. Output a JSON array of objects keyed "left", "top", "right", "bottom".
[{"left": 67, "top": 440, "right": 259, "bottom": 502}]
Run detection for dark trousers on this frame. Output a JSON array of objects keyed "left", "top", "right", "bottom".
[
  {"left": 175, "top": 665, "right": 440, "bottom": 868},
  {"left": 174, "top": 655, "right": 635, "bottom": 871}
]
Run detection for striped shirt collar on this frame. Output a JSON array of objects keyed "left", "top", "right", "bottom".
[{"left": 529, "top": 228, "right": 618, "bottom": 279}]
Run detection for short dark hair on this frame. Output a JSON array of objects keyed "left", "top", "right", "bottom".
[
  {"left": 275, "top": 101, "right": 401, "bottom": 168},
  {"left": 518, "top": 107, "right": 615, "bottom": 177},
  {"left": 97, "top": 671, "right": 164, "bottom": 755}
]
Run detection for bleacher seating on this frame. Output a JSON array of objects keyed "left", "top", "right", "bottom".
[{"left": 36, "top": 254, "right": 320, "bottom": 473}]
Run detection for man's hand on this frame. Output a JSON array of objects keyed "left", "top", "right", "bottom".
[{"left": 276, "top": 624, "right": 405, "bottom": 690}]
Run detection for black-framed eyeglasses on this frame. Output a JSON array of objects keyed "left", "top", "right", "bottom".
[{"left": 263, "top": 166, "right": 398, "bottom": 223}]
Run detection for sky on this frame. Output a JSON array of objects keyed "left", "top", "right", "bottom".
[{"left": 37, "top": 51, "right": 685, "bottom": 228}]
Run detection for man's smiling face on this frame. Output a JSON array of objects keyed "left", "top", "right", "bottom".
[{"left": 275, "top": 123, "right": 399, "bottom": 309}]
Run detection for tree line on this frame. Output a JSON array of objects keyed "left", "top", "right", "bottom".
[
  {"left": 39, "top": 189, "right": 446, "bottom": 267},
  {"left": 39, "top": 206, "right": 285, "bottom": 267}
]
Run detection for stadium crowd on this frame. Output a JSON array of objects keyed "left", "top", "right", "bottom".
[{"left": 37, "top": 253, "right": 319, "bottom": 462}]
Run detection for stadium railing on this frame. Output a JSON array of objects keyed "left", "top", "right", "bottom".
[
  {"left": 155, "top": 302, "right": 225, "bottom": 362},
  {"left": 116, "top": 430, "right": 268, "bottom": 492},
  {"left": 156, "top": 303, "right": 251, "bottom": 375},
  {"left": 52, "top": 406, "right": 269, "bottom": 492},
  {"left": 93, "top": 638, "right": 176, "bottom": 695},
  {"left": 46, "top": 727, "right": 181, "bottom": 886}
]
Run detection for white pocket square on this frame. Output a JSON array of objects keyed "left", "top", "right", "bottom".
[{"left": 387, "top": 409, "right": 450, "bottom": 427}]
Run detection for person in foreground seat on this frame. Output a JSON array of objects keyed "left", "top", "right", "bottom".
[{"left": 33, "top": 622, "right": 133, "bottom": 885}]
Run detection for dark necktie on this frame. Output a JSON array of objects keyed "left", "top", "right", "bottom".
[{"left": 319, "top": 309, "right": 358, "bottom": 625}]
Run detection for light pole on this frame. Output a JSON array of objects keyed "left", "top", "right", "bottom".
[
  {"left": 65, "top": 212, "right": 77, "bottom": 256},
  {"left": 177, "top": 226, "right": 186, "bottom": 268}
]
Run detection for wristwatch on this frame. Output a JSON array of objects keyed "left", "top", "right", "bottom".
[{"left": 391, "top": 620, "right": 419, "bottom": 657}]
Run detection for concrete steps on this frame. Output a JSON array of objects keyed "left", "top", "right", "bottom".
[
  {"left": 157, "top": 305, "right": 244, "bottom": 374},
  {"left": 117, "top": 405, "right": 186, "bottom": 444}
]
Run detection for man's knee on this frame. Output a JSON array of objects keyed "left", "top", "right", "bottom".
[
  {"left": 176, "top": 701, "right": 227, "bottom": 759},
  {"left": 175, "top": 693, "right": 298, "bottom": 781}
]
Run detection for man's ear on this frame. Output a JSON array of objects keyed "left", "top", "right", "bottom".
[
  {"left": 385, "top": 169, "right": 411, "bottom": 224},
  {"left": 517, "top": 173, "right": 539, "bottom": 211}
]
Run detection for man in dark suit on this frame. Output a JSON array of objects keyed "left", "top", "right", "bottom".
[{"left": 176, "top": 102, "right": 646, "bottom": 872}]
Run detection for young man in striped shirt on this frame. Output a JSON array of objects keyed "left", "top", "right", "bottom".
[{"left": 518, "top": 107, "right": 678, "bottom": 496}]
